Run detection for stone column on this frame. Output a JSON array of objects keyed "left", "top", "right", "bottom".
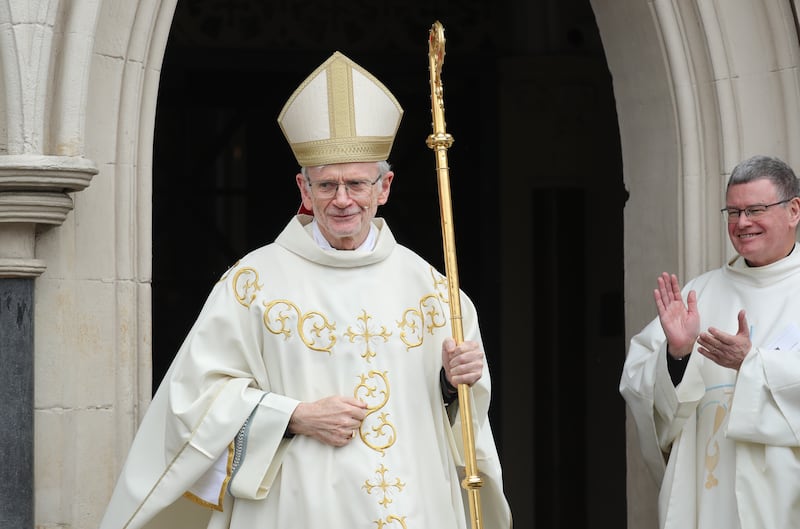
[
  {"left": 0, "top": 275, "right": 32, "bottom": 529},
  {"left": 0, "top": 157, "right": 96, "bottom": 527},
  {"left": 0, "top": 0, "right": 101, "bottom": 520},
  {"left": 0, "top": 278, "right": 33, "bottom": 528}
]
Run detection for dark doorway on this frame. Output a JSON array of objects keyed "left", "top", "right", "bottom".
[{"left": 152, "top": 1, "right": 626, "bottom": 527}]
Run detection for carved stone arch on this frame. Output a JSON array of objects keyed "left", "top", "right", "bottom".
[
  {"left": 79, "top": 0, "right": 180, "bottom": 499},
  {"left": 0, "top": 1, "right": 178, "bottom": 527},
  {"left": 592, "top": 0, "right": 800, "bottom": 526},
  {"left": 3, "top": 0, "right": 795, "bottom": 527}
]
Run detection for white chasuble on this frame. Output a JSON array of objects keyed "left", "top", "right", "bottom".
[
  {"left": 621, "top": 246, "right": 800, "bottom": 529},
  {"left": 100, "top": 216, "right": 511, "bottom": 529}
]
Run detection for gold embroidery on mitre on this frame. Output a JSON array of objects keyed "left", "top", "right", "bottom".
[
  {"left": 362, "top": 464, "right": 406, "bottom": 509},
  {"left": 345, "top": 309, "right": 392, "bottom": 362},
  {"left": 262, "top": 299, "right": 336, "bottom": 353},
  {"left": 354, "top": 370, "right": 395, "bottom": 455},
  {"left": 231, "top": 267, "right": 262, "bottom": 308},
  {"left": 291, "top": 137, "right": 394, "bottom": 167}
]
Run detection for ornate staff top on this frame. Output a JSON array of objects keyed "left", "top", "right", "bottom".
[{"left": 427, "top": 21, "right": 454, "bottom": 151}]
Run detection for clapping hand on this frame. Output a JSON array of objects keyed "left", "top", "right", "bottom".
[
  {"left": 653, "top": 272, "right": 699, "bottom": 359},
  {"left": 696, "top": 310, "right": 751, "bottom": 370}
]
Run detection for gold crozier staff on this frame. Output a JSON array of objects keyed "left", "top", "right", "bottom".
[{"left": 426, "top": 20, "right": 485, "bottom": 529}]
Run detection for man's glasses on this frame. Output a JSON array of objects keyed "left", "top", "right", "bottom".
[
  {"left": 307, "top": 175, "right": 382, "bottom": 199},
  {"left": 720, "top": 198, "right": 793, "bottom": 223}
]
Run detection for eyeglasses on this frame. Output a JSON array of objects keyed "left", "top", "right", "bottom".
[
  {"left": 720, "top": 198, "right": 793, "bottom": 223},
  {"left": 307, "top": 175, "right": 382, "bottom": 199}
]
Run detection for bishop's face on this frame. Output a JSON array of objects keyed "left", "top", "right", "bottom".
[
  {"left": 297, "top": 162, "right": 394, "bottom": 250},
  {"left": 725, "top": 179, "right": 800, "bottom": 266}
]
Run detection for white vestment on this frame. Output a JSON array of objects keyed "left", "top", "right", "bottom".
[
  {"left": 99, "top": 216, "right": 511, "bottom": 529},
  {"left": 621, "top": 246, "right": 800, "bottom": 529}
]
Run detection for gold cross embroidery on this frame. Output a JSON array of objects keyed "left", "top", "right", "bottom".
[
  {"left": 345, "top": 309, "right": 391, "bottom": 362},
  {"left": 363, "top": 464, "right": 406, "bottom": 508}
]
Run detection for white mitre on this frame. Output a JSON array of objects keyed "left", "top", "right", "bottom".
[{"left": 277, "top": 51, "right": 404, "bottom": 167}]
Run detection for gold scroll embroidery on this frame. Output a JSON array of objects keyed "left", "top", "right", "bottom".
[
  {"left": 429, "top": 266, "right": 448, "bottom": 302},
  {"left": 262, "top": 300, "right": 336, "bottom": 353},
  {"left": 354, "top": 370, "right": 396, "bottom": 455},
  {"left": 703, "top": 387, "right": 734, "bottom": 489},
  {"left": 374, "top": 515, "right": 408, "bottom": 528},
  {"left": 397, "top": 293, "right": 447, "bottom": 349},
  {"left": 397, "top": 267, "right": 449, "bottom": 349},
  {"left": 231, "top": 267, "right": 262, "bottom": 308},
  {"left": 345, "top": 309, "right": 392, "bottom": 362}
]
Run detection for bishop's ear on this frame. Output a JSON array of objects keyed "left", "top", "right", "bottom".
[
  {"left": 296, "top": 173, "right": 314, "bottom": 212},
  {"left": 377, "top": 171, "right": 394, "bottom": 206}
]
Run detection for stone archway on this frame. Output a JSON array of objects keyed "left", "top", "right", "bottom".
[
  {"left": 0, "top": 1, "right": 178, "bottom": 527},
  {"left": 2, "top": 0, "right": 798, "bottom": 527},
  {"left": 591, "top": 0, "right": 800, "bottom": 526}
]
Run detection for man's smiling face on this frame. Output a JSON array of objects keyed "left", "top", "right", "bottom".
[{"left": 725, "top": 178, "right": 800, "bottom": 266}]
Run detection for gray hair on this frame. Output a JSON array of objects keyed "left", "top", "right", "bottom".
[
  {"left": 301, "top": 160, "right": 392, "bottom": 182},
  {"left": 727, "top": 155, "right": 800, "bottom": 200}
]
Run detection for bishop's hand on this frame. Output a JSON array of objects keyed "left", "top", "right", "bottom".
[
  {"left": 288, "top": 395, "right": 367, "bottom": 447},
  {"left": 442, "top": 337, "right": 484, "bottom": 388}
]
